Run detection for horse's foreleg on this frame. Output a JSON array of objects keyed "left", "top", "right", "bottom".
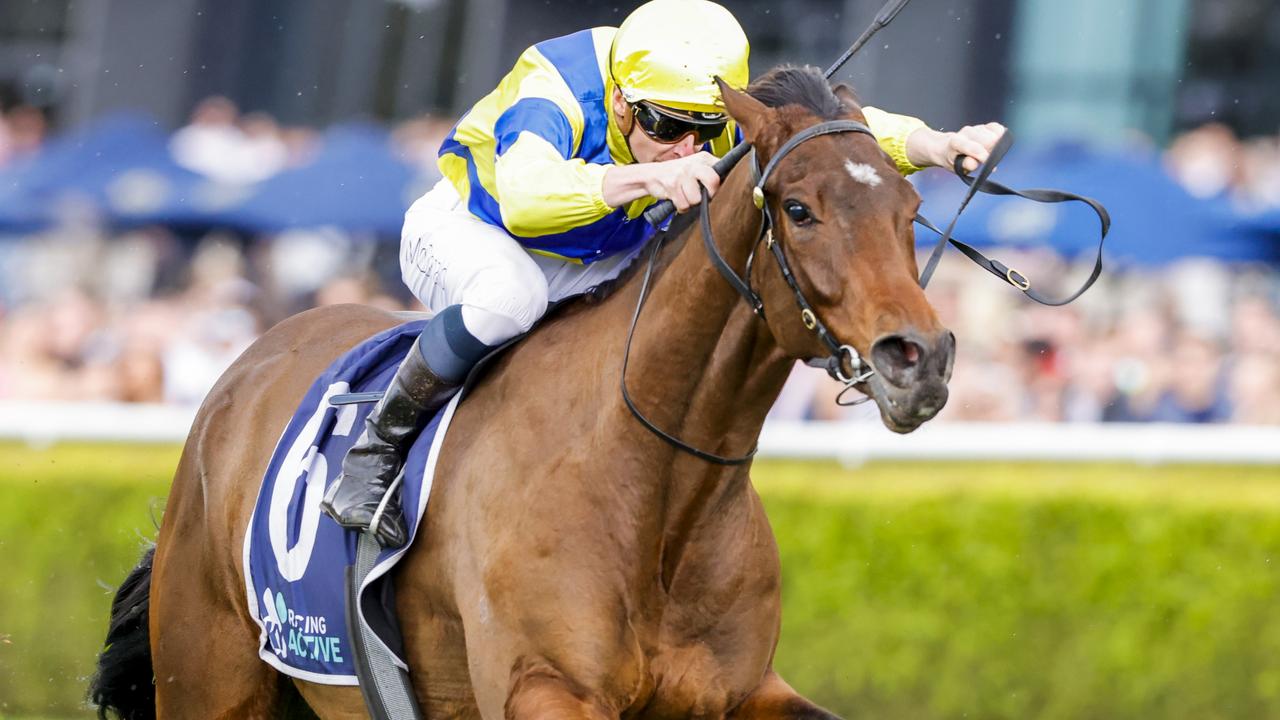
[
  {"left": 728, "top": 671, "right": 841, "bottom": 720},
  {"left": 503, "top": 658, "right": 616, "bottom": 720}
]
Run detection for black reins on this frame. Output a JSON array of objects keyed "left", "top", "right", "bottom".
[
  {"left": 621, "top": 120, "right": 1111, "bottom": 465},
  {"left": 914, "top": 133, "right": 1111, "bottom": 306},
  {"left": 619, "top": 0, "right": 1109, "bottom": 465},
  {"left": 622, "top": 119, "right": 889, "bottom": 465}
]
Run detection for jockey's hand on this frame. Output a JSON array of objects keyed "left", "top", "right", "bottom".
[
  {"left": 907, "top": 123, "right": 1007, "bottom": 173},
  {"left": 645, "top": 152, "right": 721, "bottom": 213}
]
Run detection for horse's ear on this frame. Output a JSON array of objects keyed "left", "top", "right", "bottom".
[
  {"left": 716, "top": 76, "right": 771, "bottom": 144},
  {"left": 832, "top": 83, "right": 864, "bottom": 117}
]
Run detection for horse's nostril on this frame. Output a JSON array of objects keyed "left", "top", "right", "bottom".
[
  {"left": 871, "top": 335, "right": 926, "bottom": 388},
  {"left": 885, "top": 337, "right": 922, "bottom": 367},
  {"left": 903, "top": 341, "right": 920, "bottom": 366}
]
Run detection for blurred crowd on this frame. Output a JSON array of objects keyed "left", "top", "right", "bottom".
[
  {"left": 0, "top": 99, "right": 1278, "bottom": 424},
  {"left": 773, "top": 254, "right": 1280, "bottom": 424},
  {"left": 1165, "top": 123, "right": 1280, "bottom": 213},
  {"left": 160, "top": 96, "right": 455, "bottom": 186}
]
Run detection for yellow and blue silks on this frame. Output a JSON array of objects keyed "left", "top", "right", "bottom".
[{"left": 438, "top": 27, "right": 927, "bottom": 264}]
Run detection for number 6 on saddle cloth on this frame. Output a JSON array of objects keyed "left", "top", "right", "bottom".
[{"left": 245, "top": 315, "right": 557, "bottom": 719}]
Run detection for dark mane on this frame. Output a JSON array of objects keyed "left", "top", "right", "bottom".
[{"left": 746, "top": 65, "right": 848, "bottom": 119}]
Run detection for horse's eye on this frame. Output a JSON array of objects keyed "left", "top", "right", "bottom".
[{"left": 784, "top": 200, "right": 813, "bottom": 226}]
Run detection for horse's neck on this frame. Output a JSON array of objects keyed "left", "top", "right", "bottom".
[
  {"left": 621, "top": 161, "right": 795, "bottom": 573},
  {"left": 626, "top": 161, "right": 791, "bottom": 444}
]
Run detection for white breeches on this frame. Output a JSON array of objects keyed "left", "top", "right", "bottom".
[{"left": 400, "top": 179, "right": 643, "bottom": 346}]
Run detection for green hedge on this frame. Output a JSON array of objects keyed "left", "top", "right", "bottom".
[
  {"left": 0, "top": 443, "right": 179, "bottom": 718},
  {"left": 3, "top": 443, "right": 1280, "bottom": 719},
  {"left": 766, "top": 462, "right": 1280, "bottom": 720}
]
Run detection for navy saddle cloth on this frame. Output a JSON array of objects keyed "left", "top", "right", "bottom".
[{"left": 244, "top": 319, "right": 457, "bottom": 684}]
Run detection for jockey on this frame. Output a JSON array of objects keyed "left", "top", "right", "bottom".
[{"left": 321, "top": 0, "right": 1007, "bottom": 547}]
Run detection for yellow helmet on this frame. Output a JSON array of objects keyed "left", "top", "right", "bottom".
[{"left": 610, "top": 0, "right": 750, "bottom": 114}]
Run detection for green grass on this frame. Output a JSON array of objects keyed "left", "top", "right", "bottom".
[
  {"left": 2, "top": 442, "right": 1280, "bottom": 718},
  {"left": 0, "top": 442, "right": 178, "bottom": 719},
  {"left": 0, "top": 442, "right": 182, "bottom": 487}
]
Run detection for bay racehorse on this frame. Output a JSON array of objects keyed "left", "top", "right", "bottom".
[{"left": 92, "top": 66, "right": 954, "bottom": 719}]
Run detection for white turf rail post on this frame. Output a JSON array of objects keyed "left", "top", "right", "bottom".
[
  {"left": 758, "top": 421, "right": 1280, "bottom": 465},
  {"left": 2, "top": 401, "right": 1279, "bottom": 465},
  {"left": 0, "top": 401, "right": 198, "bottom": 445}
]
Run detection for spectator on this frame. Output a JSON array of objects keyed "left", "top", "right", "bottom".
[
  {"left": 238, "top": 112, "right": 289, "bottom": 183},
  {"left": 171, "top": 97, "right": 292, "bottom": 185},
  {"left": 0, "top": 105, "right": 47, "bottom": 167},
  {"left": 0, "top": 115, "right": 1276, "bottom": 424},
  {"left": 1166, "top": 123, "right": 1280, "bottom": 212},
  {"left": 1165, "top": 122, "right": 1242, "bottom": 201},
  {"left": 391, "top": 115, "right": 454, "bottom": 181},
  {"left": 1229, "top": 352, "right": 1280, "bottom": 425},
  {"left": 1148, "top": 331, "right": 1232, "bottom": 423},
  {"left": 314, "top": 273, "right": 405, "bottom": 312},
  {"left": 170, "top": 96, "right": 247, "bottom": 183}
]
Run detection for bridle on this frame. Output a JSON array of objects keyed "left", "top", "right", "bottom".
[
  {"left": 720, "top": 121, "right": 882, "bottom": 388},
  {"left": 621, "top": 115, "right": 1111, "bottom": 466},
  {"left": 621, "top": 119, "right": 887, "bottom": 466}
]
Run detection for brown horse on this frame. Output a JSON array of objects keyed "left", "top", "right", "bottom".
[{"left": 92, "top": 66, "right": 953, "bottom": 719}]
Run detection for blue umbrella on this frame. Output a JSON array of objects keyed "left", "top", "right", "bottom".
[
  {"left": 1234, "top": 207, "right": 1280, "bottom": 235},
  {"left": 913, "top": 141, "right": 1266, "bottom": 265},
  {"left": 0, "top": 112, "right": 212, "bottom": 231},
  {"left": 68, "top": 136, "right": 215, "bottom": 229},
  {"left": 0, "top": 133, "right": 64, "bottom": 231},
  {"left": 225, "top": 124, "right": 429, "bottom": 236},
  {"left": 0, "top": 157, "right": 50, "bottom": 233}
]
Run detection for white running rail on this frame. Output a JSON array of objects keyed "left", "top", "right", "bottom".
[{"left": 2, "top": 401, "right": 1279, "bottom": 464}]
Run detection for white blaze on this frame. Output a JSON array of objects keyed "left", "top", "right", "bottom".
[{"left": 844, "top": 160, "right": 883, "bottom": 187}]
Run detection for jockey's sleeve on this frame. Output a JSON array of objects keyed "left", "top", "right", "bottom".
[
  {"left": 492, "top": 75, "right": 613, "bottom": 238},
  {"left": 862, "top": 106, "right": 928, "bottom": 176}
]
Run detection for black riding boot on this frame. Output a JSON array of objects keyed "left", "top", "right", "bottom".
[{"left": 320, "top": 337, "right": 459, "bottom": 548}]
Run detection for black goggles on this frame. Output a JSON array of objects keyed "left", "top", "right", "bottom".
[{"left": 632, "top": 101, "right": 727, "bottom": 145}]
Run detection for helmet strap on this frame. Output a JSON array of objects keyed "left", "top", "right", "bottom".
[
  {"left": 611, "top": 90, "right": 639, "bottom": 160},
  {"left": 607, "top": 35, "right": 635, "bottom": 137}
]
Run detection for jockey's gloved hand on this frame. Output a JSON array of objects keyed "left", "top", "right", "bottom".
[{"left": 645, "top": 152, "right": 722, "bottom": 212}]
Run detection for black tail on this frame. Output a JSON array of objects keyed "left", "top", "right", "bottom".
[{"left": 89, "top": 546, "right": 156, "bottom": 720}]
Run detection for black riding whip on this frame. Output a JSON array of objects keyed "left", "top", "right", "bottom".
[
  {"left": 643, "top": 0, "right": 915, "bottom": 227},
  {"left": 823, "top": 0, "right": 912, "bottom": 79}
]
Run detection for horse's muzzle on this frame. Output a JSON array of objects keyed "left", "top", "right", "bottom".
[{"left": 866, "top": 329, "right": 955, "bottom": 432}]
